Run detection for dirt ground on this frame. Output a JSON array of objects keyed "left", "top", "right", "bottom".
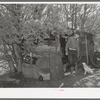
[{"left": 0, "top": 68, "right": 92, "bottom": 88}]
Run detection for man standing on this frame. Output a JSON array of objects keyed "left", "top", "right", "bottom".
[{"left": 65, "top": 30, "right": 79, "bottom": 76}]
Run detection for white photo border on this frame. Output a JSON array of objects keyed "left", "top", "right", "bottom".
[{"left": 0, "top": 1, "right": 100, "bottom": 99}]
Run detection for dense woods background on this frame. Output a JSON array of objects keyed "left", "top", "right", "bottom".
[{"left": 0, "top": 4, "right": 100, "bottom": 75}]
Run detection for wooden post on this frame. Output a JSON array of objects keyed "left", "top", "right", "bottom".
[
  {"left": 50, "top": 33, "right": 64, "bottom": 80},
  {"left": 85, "top": 35, "right": 89, "bottom": 64}
]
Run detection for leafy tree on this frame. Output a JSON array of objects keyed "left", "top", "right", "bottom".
[
  {"left": 0, "top": 4, "right": 48, "bottom": 73},
  {"left": 0, "top": 3, "right": 100, "bottom": 78}
]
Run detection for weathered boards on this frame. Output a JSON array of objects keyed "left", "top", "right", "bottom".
[{"left": 34, "top": 43, "right": 64, "bottom": 80}]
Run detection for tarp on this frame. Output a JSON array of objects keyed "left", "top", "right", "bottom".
[{"left": 22, "top": 63, "right": 50, "bottom": 80}]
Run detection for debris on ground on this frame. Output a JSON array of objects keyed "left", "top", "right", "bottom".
[{"left": 73, "top": 69, "right": 100, "bottom": 87}]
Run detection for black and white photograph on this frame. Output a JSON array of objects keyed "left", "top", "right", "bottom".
[{"left": 0, "top": 2, "right": 100, "bottom": 89}]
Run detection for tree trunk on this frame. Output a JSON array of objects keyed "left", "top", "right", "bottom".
[
  {"left": 64, "top": 4, "right": 69, "bottom": 29},
  {"left": 13, "top": 43, "right": 22, "bottom": 73},
  {"left": 81, "top": 4, "right": 87, "bottom": 32},
  {"left": 3, "top": 43, "right": 15, "bottom": 73},
  {"left": 74, "top": 4, "right": 77, "bottom": 30},
  {"left": 12, "top": 44, "right": 18, "bottom": 68},
  {"left": 72, "top": 4, "right": 75, "bottom": 29},
  {"left": 7, "top": 56, "right": 15, "bottom": 73}
]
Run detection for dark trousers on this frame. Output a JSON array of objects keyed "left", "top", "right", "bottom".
[{"left": 68, "top": 49, "right": 77, "bottom": 68}]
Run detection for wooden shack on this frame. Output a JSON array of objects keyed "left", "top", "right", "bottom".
[
  {"left": 33, "top": 37, "right": 64, "bottom": 81},
  {"left": 78, "top": 31, "right": 94, "bottom": 63}
]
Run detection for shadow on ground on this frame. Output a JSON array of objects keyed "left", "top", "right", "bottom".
[{"left": 0, "top": 69, "right": 92, "bottom": 88}]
